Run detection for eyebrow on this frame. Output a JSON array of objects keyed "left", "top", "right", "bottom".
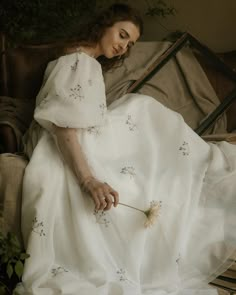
[{"left": 121, "top": 29, "right": 135, "bottom": 46}]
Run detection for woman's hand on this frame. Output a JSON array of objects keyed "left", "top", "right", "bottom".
[{"left": 82, "top": 177, "right": 119, "bottom": 211}]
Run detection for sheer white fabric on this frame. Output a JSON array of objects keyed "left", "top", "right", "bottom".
[
  {"left": 34, "top": 51, "right": 107, "bottom": 132},
  {"left": 14, "top": 53, "right": 236, "bottom": 295}
]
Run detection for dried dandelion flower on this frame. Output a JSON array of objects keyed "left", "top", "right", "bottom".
[
  {"left": 118, "top": 200, "right": 162, "bottom": 228},
  {"left": 144, "top": 201, "right": 162, "bottom": 228}
]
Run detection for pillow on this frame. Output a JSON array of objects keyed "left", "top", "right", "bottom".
[{"left": 0, "top": 153, "right": 27, "bottom": 246}]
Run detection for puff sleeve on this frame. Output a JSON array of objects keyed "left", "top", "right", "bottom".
[{"left": 34, "top": 51, "right": 107, "bottom": 132}]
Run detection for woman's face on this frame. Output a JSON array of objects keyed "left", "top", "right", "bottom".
[{"left": 98, "top": 21, "right": 140, "bottom": 58}]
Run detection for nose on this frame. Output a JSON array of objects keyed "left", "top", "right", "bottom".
[{"left": 119, "top": 40, "right": 129, "bottom": 53}]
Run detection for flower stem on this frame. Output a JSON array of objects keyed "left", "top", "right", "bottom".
[{"left": 118, "top": 202, "right": 145, "bottom": 213}]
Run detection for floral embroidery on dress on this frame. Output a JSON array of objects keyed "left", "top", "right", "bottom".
[
  {"left": 38, "top": 93, "right": 49, "bottom": 108},
  {"left": 51, "top": 266, "right": 69, "bottom": 277},
  {"left": 69, "top": 84, "right": 84, "bottom": 100},
  {"left": 31, "top": 217, "right": 46, "bottom": 236},
  {"left": 38, "top": 98, "right": 49, "bottom": 108},
  {"left": 93, "top": 210, "right": 110, "bottom": 227},
  {"left": 86, "top": 126, "right": 101, "bottom": 136},
  {"left": 70, "top": 59, "right": 79, "bottom": 71},
  {"left": 99, "top": 103, "right": 106, "bottom": 117},
  {"left": 116, "top": 269, "right": 132, "bottom": 283},
  {"left": 176, "top": 253, "right": 181, "bottom": 264},
  {"left": 39, "top": 93, "right": 60, "bottom": 108},
  {"left": 126, "top": 114, "right": 137, "bottom": 131},
  {"left": 179, "top": 141, "right": 190, "bottom": 156},
  {"left": 120, "top": 166, "right": 136, "bottom": 179}
]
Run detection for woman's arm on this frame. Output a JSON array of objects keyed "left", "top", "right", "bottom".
[{"left": 53, "top": 125, "right": 119, "bottom": 211}]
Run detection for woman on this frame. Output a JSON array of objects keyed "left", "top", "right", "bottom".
[{"left": 14, "top": 3, "right": 236, "bottom": 295}]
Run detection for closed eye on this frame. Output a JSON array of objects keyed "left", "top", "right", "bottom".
[
  {"left": 120, "top": 32, "right": 126, "bottom": 39},
  {"left": 120, "top": 29, "right": 135, "bottom": 48}
]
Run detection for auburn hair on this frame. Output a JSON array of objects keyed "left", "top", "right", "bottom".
[{"left": 66, "top": 3, "right": 143, "bottom": 71}]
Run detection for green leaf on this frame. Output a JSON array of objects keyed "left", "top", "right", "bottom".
[
  {"left": 0, "top": 286, "right": 7, "bottom": 295},
  {"left": 9, "top": 233, "right": 21, "bottom": 249},
  {"left": 6, "top": 263, "right": 13, "bottom": 278},
  {"left": 15, "top": 260, "right": 24, "bottom": 279},
  {"left": 2, "top": 255, "right": 9, "bottom": 264},
  {"left": 20, "top": 253, "right": 30, "bottom": 260}
]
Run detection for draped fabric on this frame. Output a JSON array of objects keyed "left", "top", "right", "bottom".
[
  {"left": 34, "top": 51, "right": 107, "bottom": 132},
  {"left": 14, "top": 53, "right": 236, "bottom": 295}
]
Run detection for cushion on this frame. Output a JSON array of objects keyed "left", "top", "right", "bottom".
[{"left": 0, "top": 153, "right": 28, "bottom": 246}]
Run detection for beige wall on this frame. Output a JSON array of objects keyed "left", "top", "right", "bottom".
[{"left": 138, "top": 0, "right": 236, "bottom": 52}]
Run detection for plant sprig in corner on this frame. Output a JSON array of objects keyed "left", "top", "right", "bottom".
[{"left": 0, "top": 232, "right": 29, "bottom": 295}]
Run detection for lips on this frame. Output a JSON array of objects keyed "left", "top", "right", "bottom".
[{"left": 113, "top": 47, "right": 119, "bottom": 55}]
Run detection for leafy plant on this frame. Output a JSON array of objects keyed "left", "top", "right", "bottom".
[
  {"left": 144, "top": 0, "right": 176, "bottom": 17},
  {"left": 0, "top": 232, "right": 29, "bottom": 295},
  {"left": 0, "top": 0, "right": 175, "bottom": 45},
  {"left": 0, "top": 0, "right": 96, "bottom": 44}
]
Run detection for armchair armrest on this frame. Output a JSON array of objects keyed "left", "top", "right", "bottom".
[
  {"left": 0, "top": 124, "right": 17, "bottom": 153},
  {"left": 202, "top": 133, "right": 236, "bottom": 144}
]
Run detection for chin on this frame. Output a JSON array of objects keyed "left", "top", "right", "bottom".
[
  {"left": 103, "top": 49, "right": 116, "bottom": 59},
  {"left": 104, "top": 53, "right": 115, "bottom": 59}
]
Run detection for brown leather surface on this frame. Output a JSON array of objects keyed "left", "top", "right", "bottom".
[{"left": 0, "top": 45, "right": 64, "bottom": 100}]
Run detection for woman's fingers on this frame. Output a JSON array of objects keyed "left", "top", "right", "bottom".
[
  {"left": 110, "top": 190, "right": 119, "bottom": 207},
  {"left": 104, "top": 194, "right": 113, "bottom": 210},
  {"left": 104, "top": 184, "right": 119, "bottom": 207},
  {"left": 92, "top": 193, "right": 101, "bottom": 211},
  {"left": 98, "top": 185, "right": 114, "bottom": 211},
  {"left": 97, "top": 188, "right": 107, "bottom": 210},
  {"left": 103, "top": 182, "right": 119, "bottom": 208},
  {"left": 84, "top": 179, "right": 119, "bottom": 211}
]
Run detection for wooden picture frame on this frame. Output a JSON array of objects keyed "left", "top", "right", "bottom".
[{"left": 126, "top": 32, "right": 236, "bottom": 136}]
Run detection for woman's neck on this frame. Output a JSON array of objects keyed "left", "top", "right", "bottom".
[
  {"left": 79, "top": 45, "right": 101, "bottom": 58},
  {"left": 64, "top": 43, "right": 102, "bottom": 59}
]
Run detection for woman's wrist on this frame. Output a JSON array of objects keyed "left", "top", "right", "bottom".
[{"left": 80, "top": 175, "right": 95, "bottom": 191}]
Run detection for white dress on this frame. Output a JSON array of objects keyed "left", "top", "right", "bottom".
[{"left": 14, "top": 51, "right": 236, "bottom": 295}]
